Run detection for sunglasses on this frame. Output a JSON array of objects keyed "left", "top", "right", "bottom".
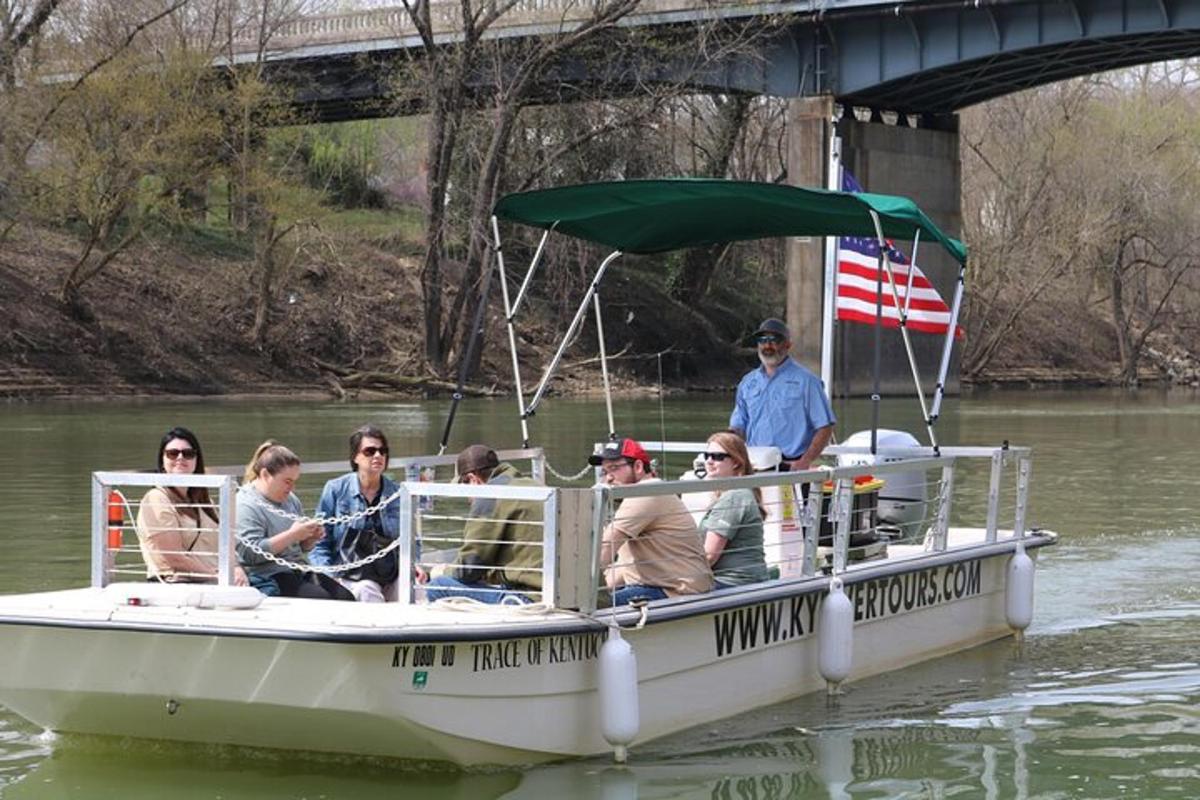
[
  {"left": 360, "top": 446, "right": 389, "bottom": 458},
  {"left": 701, "top": 451, "right": 730, "bottom": 462},
  {"left": 164, "top": 448, "right": 197, "bottom": 460},
  {"left": 754, "top": 333, "right": 785, "bottom": 345}
]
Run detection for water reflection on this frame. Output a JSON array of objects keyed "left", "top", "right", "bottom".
[{"left": 2, "top": 610, "right": 1197, "bottom": 798}]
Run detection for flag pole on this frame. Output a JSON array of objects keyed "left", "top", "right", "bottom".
[{"left": 820, "top": 123, "right": 842, "bottom": 402}]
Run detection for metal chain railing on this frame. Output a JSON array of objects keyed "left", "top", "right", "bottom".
[
  {"left": 240, "top": 489, "right": 408, "bottom": 575},
  {"left": 234, "top": 532, "right": 403, "bottom": 576},
  {"left": 544, "top": 460, "right": 593, "bottom": 482},
  {"left": 253, "top": 486, "right": 406, "bottom": 526}
]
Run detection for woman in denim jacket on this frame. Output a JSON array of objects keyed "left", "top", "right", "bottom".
[{"left": 312, "top": 425, "right": 404, "bottom": 602}]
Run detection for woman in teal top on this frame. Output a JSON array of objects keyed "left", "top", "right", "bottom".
[{"left": 698, "top": 431, "right": 769, "bottom": 588}]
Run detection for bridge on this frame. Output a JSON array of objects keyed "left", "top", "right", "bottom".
[
  {"left": 241, "top": 0, "right": 1199, "bottom": 394},
  {"left": 245, "top": 0, "right": 1200, "bottom": 122}
]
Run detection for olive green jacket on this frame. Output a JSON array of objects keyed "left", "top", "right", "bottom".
[{"left": 452, "top": 463, "right": 545, "bottom": 591}]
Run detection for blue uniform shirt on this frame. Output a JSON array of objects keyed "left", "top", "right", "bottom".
[{"left": 729, "top": 358, "right": 836, "bottom": 458}]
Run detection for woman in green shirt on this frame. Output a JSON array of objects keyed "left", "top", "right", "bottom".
[{"left": 698, "top": 431, "right": 769, "bottom": 588}]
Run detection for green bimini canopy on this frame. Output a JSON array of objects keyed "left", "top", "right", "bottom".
[{"left": 493, "top": 178, "right": 967, "bottom": 265}]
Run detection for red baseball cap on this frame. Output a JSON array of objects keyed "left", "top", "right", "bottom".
[{"left": 588, "top": 437, "right": 651, "bottom": 468}]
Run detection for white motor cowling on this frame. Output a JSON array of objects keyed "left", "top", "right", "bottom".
[
  {"left": 838, "top": 429, "right": 928, "bottom": 540},
  {"left": 598, "top": 627, "right": 639, "bottom": 762},
  {"left": 818, "top": 577, "right": 854, "bottom": 690},
  {"left": 1006, "top": 538, "right": 1035, "bottom": 635}
]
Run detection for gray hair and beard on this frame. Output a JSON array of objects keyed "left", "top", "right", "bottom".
[{"left": 757, "top": 349, "right": 788, "bottom": 369}]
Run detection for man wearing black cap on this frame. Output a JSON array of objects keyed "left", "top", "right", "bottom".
[
  {"left": 730, "top": 318, "right": 835, "bottom": 472},
  {"left": 592, "top": 437, "right": 712, "bottom": 605},
  {"left": 424, "top": 445, "right": 544, "bottom": 604}
]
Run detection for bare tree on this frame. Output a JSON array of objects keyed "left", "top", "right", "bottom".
[
  {"left": 394, "top": 0, "right": 649, "bottom": 375},
  {"left": 962, "top": 73, "right": 1200, "bottom": 383}
]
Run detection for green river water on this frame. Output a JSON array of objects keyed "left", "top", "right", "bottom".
[{"left": 0, "top": 389, "right": 1197, "bottom": 798}]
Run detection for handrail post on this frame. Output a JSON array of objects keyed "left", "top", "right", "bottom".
[
  {"left": 531, "top": 449, "right": 546, "bottom": 485},
  {"left": 985, "top": 450, "right": 1004, "bottom": 543},
  {"left": 217, "top": 476, "right": 235, "bottom": 586},
  {"left": 830, "top": 478, "right": 852, "bottom": 574},
  {"left": 801, "top": 479, "right": 823, "bottom": 577},
  {"left": 588, "top": 484, "right": 609, "bottom": 613},
  {"left": 398, "top": 485, "right": 415, "bottom": 605},
  {"left": 542, "top": 490, "right": 559, "bottom": 606},
  {"left": 1013, "top": 456, "right": 1031, "bottom": 540},
  {"left": 931, "top": 463, "right": 955, "bottom": 551},
  {"left": 91, "top": 474, "right": 106, "bottom": 589}
]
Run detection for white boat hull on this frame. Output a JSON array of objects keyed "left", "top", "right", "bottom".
[{"left": 0, "top": 534, "right": 1048, "bottom": 765}]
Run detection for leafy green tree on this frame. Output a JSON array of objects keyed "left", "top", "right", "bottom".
[{"left": 33, "top": 50, "right": 222, "bottom": 315}]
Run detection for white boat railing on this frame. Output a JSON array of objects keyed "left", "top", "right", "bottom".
[
  {"left": 90, "top": 448, "right": 548, "bottom": 590},
  {"left": 90, "top": 444, "right": 1032, "bottom": 613},
  {"left": 91, "top": 472, "right": 238, "bottom": 589},
  {"left": 397, "top": 480, "right": 560, "bottom": 606}
]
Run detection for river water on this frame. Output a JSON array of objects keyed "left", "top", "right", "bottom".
[{"left": 0, "top": 389, "right": 1197, "bottom": 798}]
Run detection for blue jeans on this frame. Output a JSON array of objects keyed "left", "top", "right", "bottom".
[
  {"left": 424, "top": 575, "right": 531, "bottom": 605},
  {"left": 612, "top": 585, "right": 668, "bottom": 606}
]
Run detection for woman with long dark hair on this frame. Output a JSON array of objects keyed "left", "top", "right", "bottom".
[{"left": 135, "top": 427, "right": 246, "bottom": 585}]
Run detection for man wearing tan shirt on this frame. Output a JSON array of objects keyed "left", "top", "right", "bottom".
[{"left": 594, "top": 437, "right": 713, "bottom": 606}]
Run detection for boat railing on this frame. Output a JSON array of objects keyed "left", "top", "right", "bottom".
[
  {"left": 583, "top": 442, "right": 1032, "bottom": 610},
  {"left": 90, "top": 443, "right": 1032, "bottom": 613},
  {"left": 398, "top": 480, "right": 561, "bottom": 606},
  {"left": 90, "top": 447, "right": 549, "bottom": 590},
  {"left": 91, "top": 471, "right": 238, "bottom": 588}
]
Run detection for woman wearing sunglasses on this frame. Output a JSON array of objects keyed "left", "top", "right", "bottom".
[
  {"left": 135, "top": 427, "right": 247, "bottom": 585},
  {"left": 311, "top": 425, "right": 405, "bottom": 602},
  {"left": 698, "top": 431, "right": 769, "bottom": 588}
]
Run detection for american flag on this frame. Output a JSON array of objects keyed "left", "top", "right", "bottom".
[{"left": 837, "top": 171, "right": 962, "bottom": 337}]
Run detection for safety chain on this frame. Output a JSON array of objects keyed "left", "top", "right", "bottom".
[
  {"left": 252, "top": 485, "right": 406, "bottom": 526},
  {"left": 544, "top": 460, "right": 593, "bottom": 482},
  {"left": 234, "top": 531, "right": 405, "bottom": 575},
  {"left": 240, "top": 489, "right": 408, "bottom": 575}
]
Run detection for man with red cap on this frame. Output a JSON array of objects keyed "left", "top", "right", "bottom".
[{"left": 593, "top": 437, "right": 713, "bottom": 605}]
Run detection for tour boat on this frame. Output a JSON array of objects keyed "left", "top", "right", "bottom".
[{"left": 0, "top": 180, "right": 1055, "bottom": 766}]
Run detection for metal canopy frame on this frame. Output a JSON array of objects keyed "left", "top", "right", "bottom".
[{"left": 436, "top": 178, "right": 966, "bottom": 452}]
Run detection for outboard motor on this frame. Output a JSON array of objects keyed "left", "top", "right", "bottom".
[{"left": 838, "top": 429, "right": 928, "bottom": 541}]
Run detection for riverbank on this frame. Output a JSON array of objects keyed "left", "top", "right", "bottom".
[
  {"left": 4, "top": 222, "right": 1197, "bottom": 401},
  {"left": 0, "top": 219, "right": 762, "bottom": 401}
]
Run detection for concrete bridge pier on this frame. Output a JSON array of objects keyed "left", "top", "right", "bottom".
[{"left": 785, "top": 98, "right": 962, "bottom": 398}]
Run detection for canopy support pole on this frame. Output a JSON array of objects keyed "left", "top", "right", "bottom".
[
  {"left": 492, "top": 215, "right": 532, "bottom": 448},
  {"left": 526, "top": 251, "right": 623, "bottom": 419},
  {"left": 511, "top": 225, "right": 554, "bottom": 317},
  {"left": 870, "top": 243, "right": 882, "bottom": 456},
  {"left": 437, "top": 220, "right": 500, "bottom": 456},
  {"left": 930, "top": 262, "right": 966, "bottom": 423},
  {"left": 904, "top": 230, "right": 920, "bottom": 318},
  {"left": 594, "top": 293, "right": 616, "bottom": 439},
  {"left": 820, "top": 127, "right": 842, "bottom": 402},
  {"left": 867, "top": 210, "right": 939, "bottom": 453}
]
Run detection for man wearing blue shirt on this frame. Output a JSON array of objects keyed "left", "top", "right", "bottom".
[{"left": 730, "top": 318, "right": 835, "bottom": 471}]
